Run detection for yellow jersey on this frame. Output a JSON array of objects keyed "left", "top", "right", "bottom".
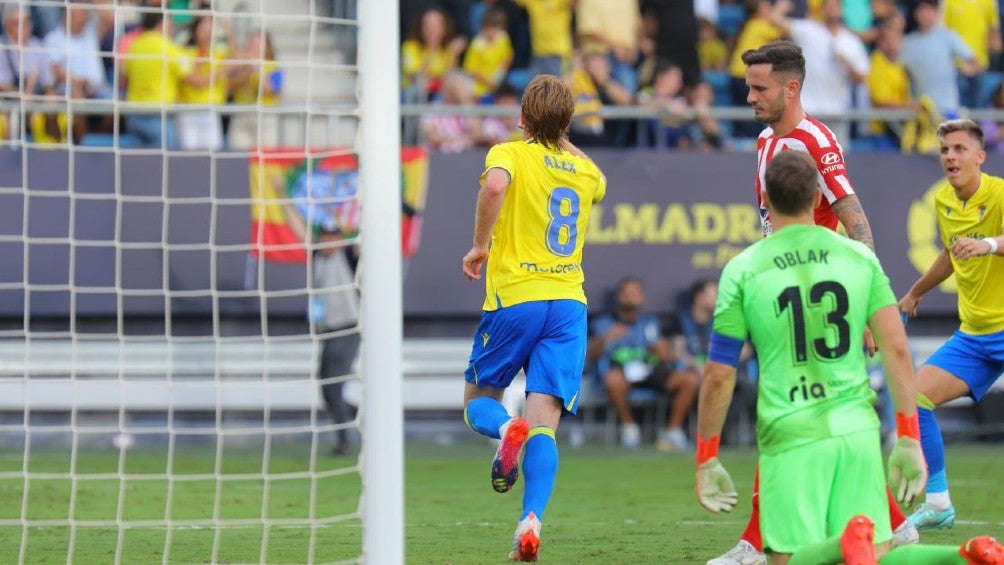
[
  {"left": 943, "top": 0, "right": 999, "bottom": 67},
  {"left": 698, "top": 37, "right": 728, "bottom": 71},
  {"left": 936, "top": 173, "right": 1004, "bottom": 334},
  {"left": 867, "top": 50, "right": 910, "bottom": 134},
  {"left": 728, "top": 18, "right": 783, "bottom": 78},
  {"left": 232, "top": 60, "right": 280, "bottom": 106},
  {"left": 480, "top": 140, "right": 606, "bottom": 310},
  {"left": 401, "top": 40, "right": 454, "bottom": 88},
  {"left": 124, "top": 30, "right": 193, "bottom": 104},
  {"left": 463, "top": 31, "right": 515, "bottom": 98},
  {"left": 569, "top": 68, "right": 603, "bottom": 132},
  {"left": 178, "top": 46, "right": 228, "bottom": 105},
  {"left": 516, "top": 0, "right": 573, "bottom": 58}
]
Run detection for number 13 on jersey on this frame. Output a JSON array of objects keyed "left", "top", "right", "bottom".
[{"left": 776, "top": 281, "right": 851, "bottom": 364}]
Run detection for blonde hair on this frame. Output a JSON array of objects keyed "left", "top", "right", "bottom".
[{"left": 937, "top": 119, "right": 984, "bottom": 147}]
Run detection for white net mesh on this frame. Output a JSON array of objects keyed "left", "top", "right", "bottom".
[{"left": 0, "top": 1, "right": 365, "bottom": 562}]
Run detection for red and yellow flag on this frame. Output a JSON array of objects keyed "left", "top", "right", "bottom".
[{"left": 249, "top": 147, "right": 428, "bottom": 263}]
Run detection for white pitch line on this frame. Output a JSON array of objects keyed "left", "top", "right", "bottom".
[
  {"left": 676, "top": 520, "right": 744, "bottom": 526},
  {"left": 956, "top": 520, "right": 1004, "bottom": 527}
]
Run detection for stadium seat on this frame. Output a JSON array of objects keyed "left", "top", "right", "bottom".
[
  {"left": 80, "top": 133, "right": 143, "bottom": 148},
  {"left": 980, "top": 71, "right": 1003, "bottom": 107},
  {"left": 470, "top": 1, "right": 488, "bottom": 38},
  {"left": 577, "top": 367, "right": 669, "bottom": 446},
  {"left": 701, "top": 69, "right": 733, "bottom": 106},
  {"left": 716, "top": 3, "right": 747, "bottom": 38},
  {"left": 506, "top": 68, "right": 533, "bottom": 95}
]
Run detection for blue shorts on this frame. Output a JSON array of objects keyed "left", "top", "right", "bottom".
[
  {"left": 464, "top": 300, "right": 587, "bottom": 414},
  {"left": 924, "top": 328, "right": 1004, "bottom": 402}
]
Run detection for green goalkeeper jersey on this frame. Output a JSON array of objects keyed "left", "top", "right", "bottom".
[{"left": 713, "top": 223, "right": 896, "bottom": 455}]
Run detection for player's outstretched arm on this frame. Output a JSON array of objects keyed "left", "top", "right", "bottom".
[
  {"left": 830, "top": 194, "right": 875, "bottom": 251},
  {"left": 462, "top": 168, "right": 510, "bottom": 281},
  {"left": 869, "top": 305, "right": 927, "bottom": 504},
  {"left": 898, "top": 249, "right": 954, "bottom": 318},
  {"left": 695, "top": 360, "right": 739, "bottom": 514}
]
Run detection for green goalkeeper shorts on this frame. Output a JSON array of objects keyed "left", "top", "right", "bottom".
[{"left": 759, "top": 429, "right": 891, "bottom": 554}]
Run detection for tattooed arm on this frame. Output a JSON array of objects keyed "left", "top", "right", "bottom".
[{"left": 831, "top": 194, "right": 875, "bottom": 251}]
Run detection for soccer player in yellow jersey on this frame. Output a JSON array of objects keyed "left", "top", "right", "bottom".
[
  {"left": 460, "top": 74, "right": 605, "bottom": 562},
  {"left": 899, "top": 119, "right": 1004, "bottom": 532}
]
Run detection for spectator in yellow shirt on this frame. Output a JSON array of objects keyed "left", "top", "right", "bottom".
[
  {"left": 463, "top": 7, "right": 514, "bottom": 101},
  {"left": 576, "top": 0, "right": 641, "bottom": 95},
  {"left": 401, "top": 7, "right": 466, "bottom": 101},
  {"left": 567, "top": 51, "right": 633, "bottom": 146},
  {"left": 122, "top": 11, "right": 200, "bottom": 148},
  {"left": 867, "top": 18, "right": 914, "bottom": 145},
  {"left": 516, "top": 0, "right": 575, "bottom": 76},
  {"left": 942, "top": 0, "right": 1001, "bottom": 108},
  {"left": 697, "top": 17, "right": 727, "bottom": 72},
  {"left": 727, "top": 0, "right": 784, "bottom": 137},
  {"left": 177, "top": 12, "right": 232, "bottom": 150},
  {"left": 228, "top": 29, "right": 281, "bottom": 149}
]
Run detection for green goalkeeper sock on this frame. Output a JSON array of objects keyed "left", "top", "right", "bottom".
[
  {"left": 879, "top": 544, "right": 967, "bottom": 564},
  {"left": 787, "top": 536, "right": 843, "bottom": 565}
]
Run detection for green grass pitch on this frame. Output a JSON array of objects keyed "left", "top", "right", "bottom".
[{"left": 0, "top": 443, "right": 1001, "bottom": 563}]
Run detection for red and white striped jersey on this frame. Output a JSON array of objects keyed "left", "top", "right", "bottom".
[{"left": 755, "top": 116, "right": 855, "bottom": 236}]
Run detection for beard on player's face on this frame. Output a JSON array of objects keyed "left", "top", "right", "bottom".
[{"left": 761, "top": 91, "right": 785, "bottom": 124}]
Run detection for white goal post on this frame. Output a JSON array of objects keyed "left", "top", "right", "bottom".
[
  {"left": 358, "top": 0, "right": 404, "bottom": 562},
  {"left": 0, "top": 0, "right": 404, "bottom": 563}
]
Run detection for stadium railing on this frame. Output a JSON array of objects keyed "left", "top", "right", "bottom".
[
  {"left": 0, "top": 100, "right": 361, "bottom": 149},
  {"left": 6, "top": 100, "right": 1004, "bottom": 150}
]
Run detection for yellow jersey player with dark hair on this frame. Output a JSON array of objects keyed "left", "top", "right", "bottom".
[{"left": 461, "top": 73, "right": 606, "bottom": 562}]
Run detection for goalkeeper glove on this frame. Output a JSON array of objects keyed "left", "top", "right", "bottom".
[
  {"left": 695, "top": 434, "right": 738, "bottom": 513},
  {"left": 887, "top": 412, "right": 927, "bottom": 505}
]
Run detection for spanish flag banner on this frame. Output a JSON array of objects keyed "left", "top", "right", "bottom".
[{"left": 249, "top": 147, "right": 428, "bottom": 263}]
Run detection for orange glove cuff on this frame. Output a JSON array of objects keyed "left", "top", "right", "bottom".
[
  {"left": 896, "top": 411, "right": 920, "bottom": 441},
  {"left": 696, "top": 434, "right": 720, "bottom": 466}
]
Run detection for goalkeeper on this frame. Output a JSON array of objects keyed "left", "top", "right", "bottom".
[
  {"left": 694, "top": 151, "right": 927, "bottom": 562},
  {"left": 695, "top": 151, "right": 1004, "bottom": 564}
]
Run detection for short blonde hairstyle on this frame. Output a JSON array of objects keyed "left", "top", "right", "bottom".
[{"left": 937, "top": 119, "right": 984, "bottom": 147}]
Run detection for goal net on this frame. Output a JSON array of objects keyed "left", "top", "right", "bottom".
[{"left": 0, "top": 0, "right": 402, "bottom": 563}]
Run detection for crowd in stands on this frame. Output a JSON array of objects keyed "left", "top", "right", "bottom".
[
  {"left": 402, "top": 0, "right": 1004, "bottom": 152},
  {"left": 0, "top": 0, "right": 282, "bottom": 149}
]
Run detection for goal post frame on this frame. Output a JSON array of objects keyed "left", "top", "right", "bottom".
[{"left": 358, "top": 1, "right": 405, "bottom": 563}]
